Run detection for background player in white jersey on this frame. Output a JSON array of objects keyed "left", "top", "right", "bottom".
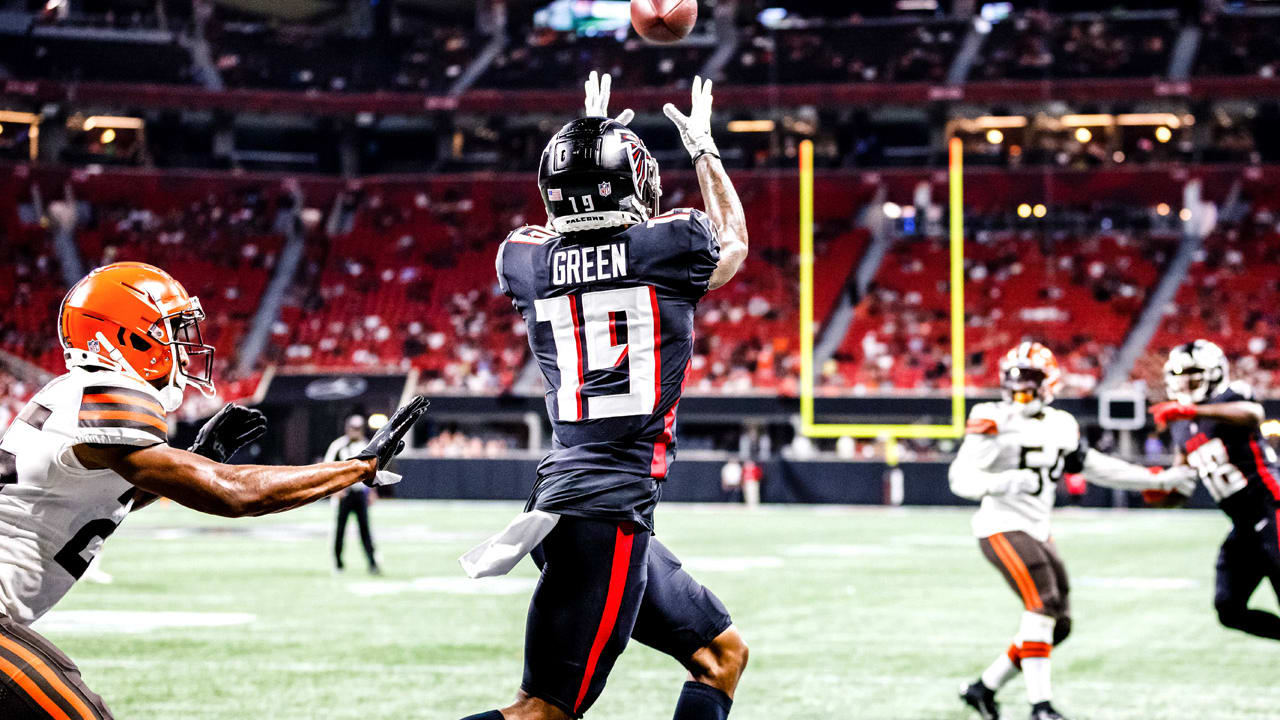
[
  {"left": 949, "top": 342, "right": 1195, "bottom": 720},
  {"left": 0, "top": 262, "right": 426, "bottom": 719}
]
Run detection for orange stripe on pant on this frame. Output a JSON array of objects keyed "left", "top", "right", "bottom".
[
  {"left": 0, "top": 652, "right": 72, "bottom": 720},
  {"left": 0, "top": 634, "right": 96, "bottom": 719},
  {"left": 1021, "top": 641, "right": 1052, "bottom": 659},
  {"left": 989, "top": 533, "right": 1043, "bottom": 611}
]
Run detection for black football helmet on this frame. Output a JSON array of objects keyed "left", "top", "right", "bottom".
[{"left": 538, "top": 117, "right": 661, "bottom": 234}]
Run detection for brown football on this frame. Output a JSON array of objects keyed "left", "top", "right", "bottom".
[{"left": 631, "top": 0, "right": 697, "bottom": 44}]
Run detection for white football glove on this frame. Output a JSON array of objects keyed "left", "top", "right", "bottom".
[
  {"left": 1152, "top": 465, "right": 1198, "bottom": 497},
  {"left": 663, "top": 75, "right": 719, "bottom": 163},
  {"left": 583, "top": 70, "right": 634, "bottom": 126}
]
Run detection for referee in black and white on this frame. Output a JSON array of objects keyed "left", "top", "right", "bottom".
[{"left": 327, "top": 414, "right": 381, "bottom": 574}]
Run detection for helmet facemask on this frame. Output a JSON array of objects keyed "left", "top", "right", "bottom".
[
  {"left": 1164, "top": 341, "right": 1227, "bottom": 405},
  {"left": 1002, "top": 365, "right": 1050, "bottom": 417},
  {"left": 156, "top": 300, "right": 216, "bottom": 404}
]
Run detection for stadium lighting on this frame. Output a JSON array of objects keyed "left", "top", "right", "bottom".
[
  {"left": 1032, "top": 203, "right": 1047, "bottom": 218},
  {"left": 1074, "top": 127, "right": 1092, "bottom": 143},
  {"left": 1179, "top": 208, "right": 1192, "bottom": 221},
  {"left": 1113, "top": 151, "right": 1125, "bottom": 163},
  {"left": 985, "top": 129, "right": 1004, "bottom": 144},
  {"left": 81, "top": 115, "right": 144, "bottom": 131},
  {"left": 0, "top": 124, "right": 4, "bottom": 136},
  {"left": 726, "top": 119, "right": 775, "bottom": 133},
  {"left": 100, "top": 129, "right": 116, "bottom": 144},
  {"left": 1017, "top": 203, "right": 1032, "bottom": 218},
  {"left": 1156, "top": 203, "right": 1171, "bottom": 216},
  {"left": 1155, "top": 126, "right": 1173, "bottom": 143},
  {"left": 367, "top": 413, "right": 389, "bottom": 431},
  {"left": 882, "top": 202, "right": 903, "bottom": 219},
  {"left": 1262, "top": 419, "right": 1280, "bottom": 438},
  {"left": 1060, "top": 114, "right": 1111, "bottom": 127}
]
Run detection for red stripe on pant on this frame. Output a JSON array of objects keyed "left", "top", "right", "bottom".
[{"left": 573, "top": 526, "right": 635, "bottom": 714}]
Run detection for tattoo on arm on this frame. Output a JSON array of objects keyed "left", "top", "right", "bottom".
[{"left": 695, "top": 155, "right": 749, "bottom": 291}]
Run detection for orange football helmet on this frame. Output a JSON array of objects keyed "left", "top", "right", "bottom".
[
  {"left": 59, "top": 262, "right": 215, "bottom": 410},
  {"left": 999, "top": 341, "right": 1062, "bottom": 415}
]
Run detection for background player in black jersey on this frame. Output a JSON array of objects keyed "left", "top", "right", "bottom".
[
  {"left": 459, "top": 73, "right": 749, "bottom": 720},
  {"left": 1152, "top": 339, "right": 1280, "bottom": 640}
]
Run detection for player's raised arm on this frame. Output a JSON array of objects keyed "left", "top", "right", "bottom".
[
  {"left": 74, "top": 396, "right": 427, "bottom": 518},
  {"left": 664, "top": 76, "right": 747, "bottom": 291},
  {"left": 1070, "top": 445, "right": 1197, "bottom": 494}
]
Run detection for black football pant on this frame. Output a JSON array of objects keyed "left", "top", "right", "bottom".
[
  {"left": 334, "top": 489, "right": 376, "bottom": 570},
  {"left": 523, "top": 516, "right": 734, "bottom": 717},
  {"left": 1215, "top": 512, "right": 1280, "bottom": 640},
  {"left": 0, "top": 614, "right": 113, "bottom": 719}
]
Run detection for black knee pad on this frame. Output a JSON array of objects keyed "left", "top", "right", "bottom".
[
  {"left": 1053, "top": 616, "right": 1072, "bottom": 646},
  {"left": 1216, "top": 599, "right": 1247, "bottom": 628}
]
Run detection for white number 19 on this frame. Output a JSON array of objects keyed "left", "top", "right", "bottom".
[{"left": 534, "top": 286, "right": 660, "bottom": 422}]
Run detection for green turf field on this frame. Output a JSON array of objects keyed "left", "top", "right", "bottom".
[{"left": 38, "top": 500, "right": 1280, "bottom": 719}]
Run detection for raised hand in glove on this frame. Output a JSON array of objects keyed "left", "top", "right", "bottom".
[
  {"left": 355, "top": 395, "right": 429, "bottom": 486},
  {"left": 189, "top": 404, "right": 267, "bottom": 463},
  {"left": 584, "top": 70, "right": 634, "bottom": 126},
  {"left": 1150, "top": 401, "right": 1197, "bottom": 429},
  {"left": 663, "top": 75, "right": 718, "bottom": 164}
]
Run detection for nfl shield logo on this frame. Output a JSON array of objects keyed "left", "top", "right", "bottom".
[
  {"left": 548, "top": 188, "right": 563, "bottom": 201},
  {"left": 598, "top": 181, "right": 612, "bottom": 197},
  {"left": 87, "top": 339, "right": 100, "bottom": 353}
]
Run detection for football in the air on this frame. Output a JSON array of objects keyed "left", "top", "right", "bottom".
[{"left": 631, "top": 0, "right": 697, "bottom": 44}]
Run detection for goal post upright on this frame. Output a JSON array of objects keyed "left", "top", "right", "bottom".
[{"left": 797, "top": 138, "right": 967, "bottom": 439}]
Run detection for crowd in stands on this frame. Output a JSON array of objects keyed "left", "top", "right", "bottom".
[
  {"left": 476, "top": 30, "right": 709, "bottom": 90},
  {"left": 724, "top": 19, "right": 963, "bottom": 85},
  {"left": 1195, "top": 11, "right": 1280, "bottom": 78},
  {"left": 974, "top": 10, "right": 1178, "bottom": 80},
  {"left": 829, "top": 210, "right": 1179, "bottom": 396},
  {"left": 0, "top": 368, "right": 36, "bottom": 432},
  {"left": 1149, "top": 215, "right": 1280, "bottom": 393},
  {"left": 212, "top": 21, "right": 478, "bottom": 94}
]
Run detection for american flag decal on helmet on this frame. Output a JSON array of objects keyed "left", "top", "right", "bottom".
[{"left": 548, "top": 188, "right": 563, "bottom": 201}]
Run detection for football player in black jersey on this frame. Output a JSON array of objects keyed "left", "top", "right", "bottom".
[
  {"left": 1153, "top": 339, "right": 1280, "bottom": 640},
  {"left": 459, "top": 73, "right": 749, "bottom": 720}
]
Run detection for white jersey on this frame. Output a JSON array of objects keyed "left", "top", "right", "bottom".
[
  {"left": 955, "top": 401, "right": 1082, "bottom": 542},
  {"left": 0, "top": 368, "right": 168, "bottom": 623}
]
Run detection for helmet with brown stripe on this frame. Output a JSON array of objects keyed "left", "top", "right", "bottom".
[
  {"left": 999, "top": 341, "right": 1062, "bottom": 417},
  {"left": 59, "top": 262, "right": 215, "bottom": 411}
]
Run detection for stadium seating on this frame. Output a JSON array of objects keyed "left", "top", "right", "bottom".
[
  {"left": 1148, "top": 223, "right": 1280, "bottom": 394},
  {"left": 724, "top": 19, "right": 965, "bottom": 85},
  {"left": 1195, "top": 12, "right": 1280, "bottom": 78},
  {"left": 832, "top": 224, "right": 1177, "bottom": 395},
  {"left": 974, "top": 10, "right": 1179, "bottom": 80},
  {"left": 476, "top": 32, "right": 711, "bottom": 90}
]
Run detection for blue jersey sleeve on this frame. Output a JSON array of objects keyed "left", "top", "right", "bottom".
[{"left": 684, "top": 208, "right": 721, "bottom": 296}]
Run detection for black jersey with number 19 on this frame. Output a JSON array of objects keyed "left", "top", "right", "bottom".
[{"left": 496, "top": 208, "right": 720, "bottom": 528}]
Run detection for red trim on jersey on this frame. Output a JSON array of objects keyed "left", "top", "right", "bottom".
[
  {"left": 649, "top": 287, "right": 662, "bottom": 411},
  {"left": 1250, "top": 438, "right": 1280, "bottom": 500},
  {"left": 573, "top": 526, "right": 635, "bottom": 714},
  {"left": 608, "top": 311, "right": 619, "bottom": 347},
  {"left": 651, "top": 356, "right": 693, "bottom": 479},
  {"left": 569, "top": 294, "right": 585, "bottom": 422},
  {"left": 508, "top": 226, "right": 554, "bottom": 245},
  {"left": 1185, "top": 432, "right": 1210, "bottom": 454}
]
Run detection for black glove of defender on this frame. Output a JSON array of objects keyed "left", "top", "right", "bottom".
[
  {"left": 188, "top": 404, "right": 268, "bottom": 463},
  {"left": 355, "top": 396, "right": 429, "bottom": 479}
]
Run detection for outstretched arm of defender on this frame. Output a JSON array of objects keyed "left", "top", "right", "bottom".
[
  {"left": 665, "top": 76, "right": 748, "bottom": 291},
  {"left": 75, "top": 443, "right": 374, "bottom": 518},
  {"left": 75, "top": 395, "right": 427, "bottom": 518}
]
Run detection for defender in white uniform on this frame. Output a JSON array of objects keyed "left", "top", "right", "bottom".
[
  {"left": 0, "top": 262, "right": 426, "bottom": 719},
  {"left": 951, "top": 342, "right": 1194, "bottom": 720}
]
